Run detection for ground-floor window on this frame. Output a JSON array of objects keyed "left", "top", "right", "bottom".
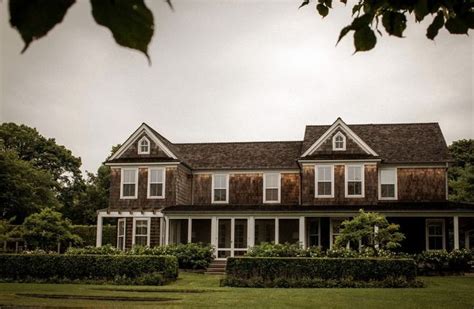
[
  {"left": 278, "top": 219, "right": 299, "bottom": 244},
  {"left": 133, "top": 218, "right": 151, "bottom": 246},
  {"left": 426, "top": 219, "right": 445, "bottom": 250},
  {"left": 117, "top": 218, "right": 126, "bottom": 250},
  {"left": 255, "top": 219, "right": 275, "bottom": 245},
  {"left": 306, "top": 218, "right": 320, "bottom": 247},
  {"left": 330, "top": 218, "right": 347, "bottom": 248}
]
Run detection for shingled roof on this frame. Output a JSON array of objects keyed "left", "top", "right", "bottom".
[
  {"left": 175, "top": 141, "right": 302, "bottom": 169},
  {"left": 302, "top": 122, "right": 451, "bottom": 163}
]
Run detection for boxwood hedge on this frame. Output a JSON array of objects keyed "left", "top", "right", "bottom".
[
  {"left": 223, "top": 257, "right": 420, "bottom": 288},
  {"left": 0, "top": 254, "right": 178, "bottom": 283}
]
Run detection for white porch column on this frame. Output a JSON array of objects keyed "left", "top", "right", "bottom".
[
  {"left": 96, "top": 213, "right": 103, "bottom": 247},
  {"left": 211, "top": 216, "right": 218, "bottom": 250},
  {"left": 454, "top": 216, "right": 459, "bottom": 250},
  {"left": 188, "top": 218, "right": 192, "bottom": 243},
  {"left": 275, "top": 218, "right": 279, "bottom": 244},
  {"left": 299, "top": 216, "right": 306, "bottom": 248},
  {"left": 248, "top": 216, "right": 255, "bottom": 248}
]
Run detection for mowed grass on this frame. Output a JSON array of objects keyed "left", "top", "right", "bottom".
[{"left": 0, "top": 273, "right": 473, "bottom": 308}]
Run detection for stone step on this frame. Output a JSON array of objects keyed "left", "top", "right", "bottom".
[
  {"left": 206, "top": 267, "right": 226, "bottom": 272},
  {"left": 205, "top": 271, "right": 225, "bottom": 275}
]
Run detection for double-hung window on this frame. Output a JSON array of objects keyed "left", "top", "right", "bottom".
[
  {"left": 264, "top": 173, "right": 281, "bottom": 203},
  {"left": 148, "top": 168, "right": 165, "bottom": 198},
  {"left": 212, "top": 174, "right": 229, "bottom": 203},
  {"left": 121, "top": 168, "right": 138, "bottom": 199},
  {"left": 133, "top": 218, "right": 150, "bottom": 246},
  {"left": 315, "top": 165, "right": 334, "bottom": 197},
  {"left": 426, "top": 219, "right": 445, "bottom": 250},
  {"left": 346, "top": 165, "right": 364, "bottom": 197},
  {"left": 380, "top": 168, "right": 397, "bottom": 200}
]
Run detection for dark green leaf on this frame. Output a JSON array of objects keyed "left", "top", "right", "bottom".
[
  {"left": 351, "top": 14, "right": 373, "bottom": 29},
  {"left": 91, "top": 0, "right": 154, "bottom": 62},
  {"left": 354, "top": 26, "right": 377, "bottom": 52},
  {"left": 336, "top": 26, "right": 352, "bottom": 44},
  {"left": 323, "top": 0, "right": 332, "bottom": 9},
  {"left": 426, "top": 11, "right": 444, "bottom": 40},
  {"left": 316, "top": 4, "right": 329, "bottom": 17},
  {"left": 414, "top": 0, "right": 429, "bottom": 22},
  {"left": 462, "top": 12, "right": 474, "bottom": 29},
  {"left": 445, "top": 16, "right": 468, "bottom": 34},
  {"left": 9, "top": 0, "right": 75, "bottom": 53},
  {"left": 340, "top": 0, "right": 347, "bottom": 4},
  {"left": 299, "top": 0, "right": 310, "bottom": 9},
  {"left": 382, "top": 11, "right": 407, "bottom": 37},
  {"left": 352, "top": 4, "right": 362, "bottom": 16}
]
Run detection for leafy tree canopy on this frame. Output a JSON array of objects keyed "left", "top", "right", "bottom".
[
  {"left": 449, "top": 139, "right": 474, "bottom": 168},
  {"left": 19, "top": 208, "right": 82, "bottom": 250},
  {"left": 448, "top": 139, "right": 474, "bottom": 203},
  {"left": 334, "top": 210, "right": 405, "bottom": 255},
  {"left": 7, "top": 0, "right": 473, "bottom": 60},
  {"left": 0, "top": 148, "right": 61, "bottom": 223}
]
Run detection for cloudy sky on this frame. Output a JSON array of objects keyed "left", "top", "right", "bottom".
[{"left": 1, "top": 0, "right": 472, "bottom": 173}]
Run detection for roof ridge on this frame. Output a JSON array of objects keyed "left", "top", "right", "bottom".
[
  {"left": 176, "top": 140, "right": 303, "bottom": 145},
  {"left": 305, "top": 122, "right": 439, "bottom": 127}
]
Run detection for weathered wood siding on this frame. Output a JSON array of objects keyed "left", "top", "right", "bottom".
[
  {"left": 312, "top": 130, "right": 366, "bottom": 155},
  {"left": 397, "top": 168, "right": 446, "bottom": 201},
  {"left": 119, "top": 133, "right": 170, "bottom": 159},
  {"left": 176, "top": 165, "right": 192, "bottom": 205}
]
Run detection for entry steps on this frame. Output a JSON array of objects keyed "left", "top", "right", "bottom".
[{"left": 205, "top": 259, "right": 227, "bottom": 275}]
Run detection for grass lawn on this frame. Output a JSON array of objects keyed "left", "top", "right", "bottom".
[{"left": 0, "top": 273, "right": 473, "bottom": 308}]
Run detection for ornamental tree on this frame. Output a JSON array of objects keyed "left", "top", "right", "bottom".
[{"left": 334, "top": 209, "right": 405, "bottom": 255}]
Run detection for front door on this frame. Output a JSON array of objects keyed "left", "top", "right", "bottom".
[{"left": 217, "top": 218, "right": 248, "bottom": 259}]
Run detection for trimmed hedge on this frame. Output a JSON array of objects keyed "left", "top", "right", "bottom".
[
  {"left": 0, "top": 254, "right": 178, "bottom": 284},
  {"left": 223, "top": 257, "right": 420, "bottom": 288}
]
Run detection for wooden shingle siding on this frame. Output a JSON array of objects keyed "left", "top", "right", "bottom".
[
  {"left": 108, "top": 167, "right": 176, "bottom": 210},
  {"left": 125, "top": 218, "right": 133, "bottom": 249},
  {"left": 229, "top": 174, "right": 263, "bottom": 204},
  {"left": 120, "top": 133, "right": 171, "bottom": 159},
  {"left": 192, "top": 174, "right": 212, "bottom": 205},
  {"left": 281, "top": 173, "right": 300, "bottom": 205},
  {"left": 176, "top": 165, "right": 192, "bottom": 205},
  {"left": 397, "top": 168, "right": 446, "bottom": 201},
  {"left": 150, "top": 218, "right": 161, "bottom": 246}
]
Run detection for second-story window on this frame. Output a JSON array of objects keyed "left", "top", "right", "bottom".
[
  {"left": 212, "top": 174, "right": 229, "bottom": 203},
  {"left": 148, "top": 168, "right": 165, "bottom": 198},
  {"left": 315, "top": 165, "right": 334, "bottom": 197},
  {"left": 264, "top": 173, "right": 280, "bottom": 203},
  {"left": 346, "top": 165, "right": 364, "bottom": 197},
  {"left": 121, "top": 168, "right": 138, "bottom": 199},
  {"left": 380, "top": 168, "right": 397, "bottom": 199},
  {"left": 138, "top": 137, "right": 150, "bottom": 154}
]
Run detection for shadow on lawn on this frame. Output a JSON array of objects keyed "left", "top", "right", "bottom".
[{"left": 16, "top": 293, "right": 180, "bottom": 302}]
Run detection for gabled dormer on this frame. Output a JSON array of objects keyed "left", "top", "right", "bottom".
[
  {"left": 108, "top": 123, "right": 179, "bottom": 162},
  {"left": 301, "top": 118, "right": 378, "bottom": 159}
]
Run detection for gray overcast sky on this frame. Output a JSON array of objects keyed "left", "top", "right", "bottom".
[{"left": 1, "top": 0, "right": 473, "bottom": 173}]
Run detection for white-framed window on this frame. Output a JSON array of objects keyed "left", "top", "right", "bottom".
[
  {"left": 332, "top": 132, "right": 346, "bottom": 151},
  {"left": 379, "top": 168, "right": 397, "bottom": 200},
  {"left": 120, "top": 168, "right": 138, "bottom": 199},
  {"left": 117, "top": 218, "right": 126, "bottom": 250},
  {"left": 148, "top": 168, "right": 165, "bottom": 199},
  {"left": 426, "top": 219, "right": 445, "bottom": 251},
  {"left": 138, "top": 137, "right": 150, "bottom": 154},
  {"left": 345, "top": 165, "right": 364, "bottom": 197},
  {"left": 315, "top": 165, "right": 334, "bottom": 197},
  {"left": 132, "top": 218, "right": 151, "bottom": 247},
  {"left": 263, "top": 173, "right": 281, "bottom": 203},
  {"left": 212, "top": 174, "right": 229, "bottom": 203}
]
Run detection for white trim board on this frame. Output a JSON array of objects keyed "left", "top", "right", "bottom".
[
  {"left": 302, "top": 118, "right": 378, "bottom": 157},
  {"left": 109, "top": 123, "right": 178, "bottom": 160}
]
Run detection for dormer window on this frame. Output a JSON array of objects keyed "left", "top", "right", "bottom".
[
  {"left": 332, "top": 132, "right": 346, "bottom": 151},
  {"left": 138, "top": 137, "right": 150, "bottom": 154}
]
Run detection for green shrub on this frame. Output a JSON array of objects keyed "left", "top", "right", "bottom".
[
  {"left": 224, "top": 257, "right": 418, "bottom": 288},
  {"left": 0, "top": 254, "right": 178, "bottom": 284},
  {"left": 65, "top": 242, "right": 214, "bottom": 269},
  {"left": 415, "top": 249, "right": 473, "bottom": 274}
]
